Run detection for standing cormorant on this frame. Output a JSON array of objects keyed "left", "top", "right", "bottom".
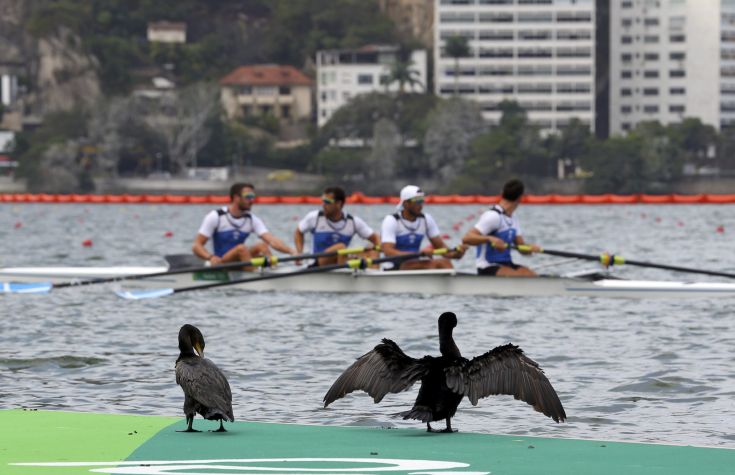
[
  {"left": 175, "top": 324, "right": 234, "bottom": 432},
  {"left": 324, "top": 312, "right": 566, "bottom": 432}
]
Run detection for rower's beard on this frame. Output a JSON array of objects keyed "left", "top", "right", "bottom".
[{"left": 238, "top": 203, "right": 251, "bottom": 212}]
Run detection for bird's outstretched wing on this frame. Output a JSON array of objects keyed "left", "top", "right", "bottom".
[
  {"left": 176, "top": 357, "right": 234, "bottom": 421},
  {"left": 323, "top": 338, "right": 431, "bottom": 407},
  {"left": 444, "top": 343, "right": 566, "bottom": 422}
]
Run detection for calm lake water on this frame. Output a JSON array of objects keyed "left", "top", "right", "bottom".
[{"left": 1, "top": 203, "right": 734, "bottom": 447}]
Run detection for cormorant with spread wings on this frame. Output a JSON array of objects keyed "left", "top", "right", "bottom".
[
  {"left": 323, "top": 312, "right": 566, "bottom": 432},
  {"left": 175, "top": 324, "right": 234, "bottom": 432}
]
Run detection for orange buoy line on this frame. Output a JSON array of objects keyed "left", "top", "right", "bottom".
[{"left": 1, "top": 193, "right": 735, "bottom": 204}]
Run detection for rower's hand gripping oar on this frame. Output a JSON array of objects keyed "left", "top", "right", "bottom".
[
  {"left": 515, "top": 245, "right": 735, "bottom": 280},
  {"left": 115, "top": 249, "right": 450, "bottom": 300},
  {"left": 0, "top": 246, "right": 374, "bottom": 294}
]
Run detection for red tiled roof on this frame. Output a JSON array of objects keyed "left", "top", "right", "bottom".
[{"left": 220, "top": 65, "right": 312, "bottom": 86}]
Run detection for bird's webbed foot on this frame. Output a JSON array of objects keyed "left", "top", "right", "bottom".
[
  {"left": 209, "top": 421, "right": 227, "bottom": 432},
  {"left": 177, "top": 416, "right": 200, "bottom": 432},
  {"left": 426, "top": 421, "right": 458, "bottom": 433}
]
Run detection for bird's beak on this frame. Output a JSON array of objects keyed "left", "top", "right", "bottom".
[{"left": 194, "top": 343, "right": 204, "bottom": 357}]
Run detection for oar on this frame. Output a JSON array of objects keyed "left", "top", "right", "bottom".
[
  {"left": 116, "top": 249, "right": 449, "bottom": 300},
  {"left": 515, "top": 245, "right": 735, "bottom": 279},
  {"left": 0, "top": 246, "right": 375, "bottom": 294}
]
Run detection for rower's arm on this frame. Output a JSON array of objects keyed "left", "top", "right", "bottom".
[
  {"left": 463, "top": 228, "right": 506, "bottom": 249},
  {"left": 367, "top": 232, "right": 380, "bottom": 249},
  {"left": 294, "top": 228, "right": 305, "bottom": 254},
  {"left": 514, "top": 235, "right": 540, "bottom": 254},
  {"left": 430, "top": 236, "right": 465, "bottom": 259},
  {"left": 260, "top": 232, "right": 298, "bottom": 255},
  {"left": 192, "top": 234, "right": 213, "bottom": 261}
]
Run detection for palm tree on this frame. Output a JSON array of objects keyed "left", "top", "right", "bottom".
[
  {"left": 388, "top": 56, "right": 423, "bottom": 94},
  {"left": 444, "top": 35, "right": 470, "bottom": 96}
]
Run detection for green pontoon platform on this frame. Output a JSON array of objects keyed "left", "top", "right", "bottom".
[{"left": 1, "top": 410, "right": 732, "bottom": 475}]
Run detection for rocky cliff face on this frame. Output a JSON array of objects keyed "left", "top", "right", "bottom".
[
  {"left": 0, "top": 0, "right": 101, "bottom": 117},
  {"left": 378, "top": 0, "right": 434, "bottom": 49}
]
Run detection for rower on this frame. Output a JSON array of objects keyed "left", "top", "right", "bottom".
[
  {"left": 462, "top": 179, "right": 540, "bottom": 277},
  {"left": 380, "top": 185, "right": 465, "bottom": 270},
  {"left": 294, "top": 186, "right": 380, "bottom": 266},
  {"left": 192, "top": 183, "right": 297, "bottom": 269}
]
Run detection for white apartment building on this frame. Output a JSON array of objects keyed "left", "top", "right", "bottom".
[
  {"left": 316, "top": 45, "right": 428, "bottom": 127},
  {"left": 434, "top": 0, "right": 596, "bottom": 132},
  {"left": 611, "top": 0, "right": 735, "bottom": 134}
]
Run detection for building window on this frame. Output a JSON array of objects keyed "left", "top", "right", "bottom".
[
  {"left": 670, "top": 34, "right": 686, "bottom": 43},
  {"left": 254, "top": 86, "right": 277, "bottom": 96},
  {"left": 239, "top": 86, "right": 253, "bottom": 95},
  {"left": 644, "top": 70, "right": 659, "bottom": 78},
  {"left": 622, "top": 122, "right": 632, "bottom": 131},
  {"left": 278, "top": 86, "right": 291, "bottom": 95},
  {"left": 357, "top": 74, "right": 373, "bottom": 85},
  {"left": 643, "top": 88, "right": 659, "bottom": 96},
  {"left": 670, "top": 70, "right": 686, "bottom": 78},
  {"left": 622, "top": 36, "right": 633, "bottom": 44},
  {"left": 644, "top": 105, "right": 659, "bottom": 113},
  {"left": 644, "top": 35, "right": 659, "bottom": 43},
  {"left": 621, "top": 53, "right": 633, "bottom": 62},
  {"left": 644, "top": 53, "right": 659, "bottom": 61},
  {"left": 621, "top": 105, "right": 632, "bottom": 114},
  {"left": 670, "top": 52, "right": 685, "bottom": 60},
  {"left": 621, "top": 70, "right": 633, "bottom": 79},
  {"left": 622, "top": 1, "right": 633, "bottom": 7},
  {"left": 281, "top": 105, "right": 291, "bottom": 118},
  {"left": 644, "top": 18, "right": 659, "bottom": 26},
  {"left": 669, "top": 105, "right": 685, "bottom": 113},
  {"left": 621, "top": 88, "right": 632, "bottom": 96},
  {"left": 622, "top": 18, "right": 633, "bottom": 27},
  {"left": 670, "top": 87, "right": 685, "bottom": 95}
]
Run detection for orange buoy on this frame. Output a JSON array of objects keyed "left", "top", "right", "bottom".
[
  {"left": 82, "top": 239, "right": 93, "bottom": 247},
  {"left": 716, "top": 225, "right": 725, "bottom": 234},
  {"left": 164, "top": 231, "right": 174, "bottom": 238}
]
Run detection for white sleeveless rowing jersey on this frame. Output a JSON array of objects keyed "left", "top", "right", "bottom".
[
  {"left": 381, "top": 212, "right": 440, "bottom": 268},
  {"left": 474, "top": 205, "right": 522, "bottom": 269},
  {"left": 298, "top": 210, "right": 374, "bottom": 253},
  {"left": 197, "top": 207, "right": 268, "bottom": 257}
]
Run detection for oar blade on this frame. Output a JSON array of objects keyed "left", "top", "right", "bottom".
[
  {"left": 1, "top": 282, "right": 53, "bottom": 294},
  {"left": 115, "top": 288, "right": 175, "bottom": 300}
]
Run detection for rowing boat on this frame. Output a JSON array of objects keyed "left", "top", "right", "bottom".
[{"left": 2, "top": 264, "right": 735, "bottom": 298}]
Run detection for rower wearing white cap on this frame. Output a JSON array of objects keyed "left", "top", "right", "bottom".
[{"left": 380, "top": 185, "right": 465, "bottom": 270}]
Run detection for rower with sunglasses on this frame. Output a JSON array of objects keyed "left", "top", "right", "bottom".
[
  {"left": 193, "top": 183, "right": 297, "bottom": 269},
  {"left": 294, "top": 186, "right": 380, "bottom": 266},
  {"left": 380, "top": 185, "right": 465, "bottom": 270}
]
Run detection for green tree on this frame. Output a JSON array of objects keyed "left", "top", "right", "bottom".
[
  {"left": 387, "top": 46, "right": 423, "bottom": 94},
  {"left": 444, "top": 35, "right": 470, "bottom": 95}
]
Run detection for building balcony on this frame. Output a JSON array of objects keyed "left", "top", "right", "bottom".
[{"left": 236, "top": 94, "right": 295, "bottom": 105}]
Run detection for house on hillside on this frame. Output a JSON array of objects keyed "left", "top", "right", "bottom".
[
  {"left": 219, "top": 65, "right": 313, "bottom": 123},
  {"left": 147, "top": 21, "right": 187, "bottom": 44}
]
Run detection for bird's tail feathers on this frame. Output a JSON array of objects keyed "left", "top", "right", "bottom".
[{"left": 397, "top": 406, "right": 433, "bottom": 422}]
